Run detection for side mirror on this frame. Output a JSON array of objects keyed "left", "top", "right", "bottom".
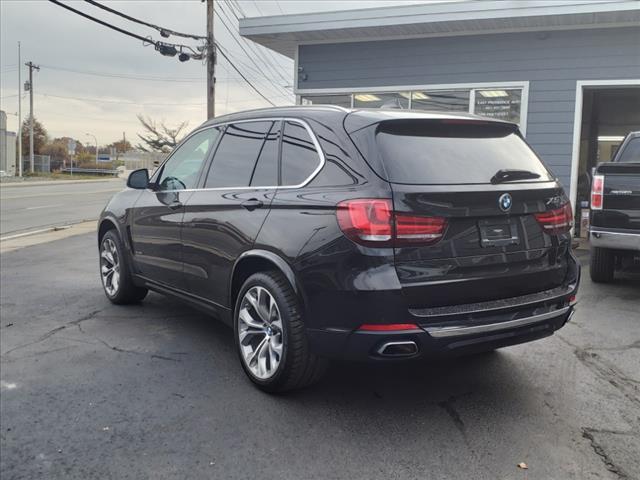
[{"left": 127, "top": 168, "right": 149, "bottom": 189}]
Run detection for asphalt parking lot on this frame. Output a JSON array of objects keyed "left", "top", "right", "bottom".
[{"left": 1, "top": 233, "right": 639, "bottom": 480}]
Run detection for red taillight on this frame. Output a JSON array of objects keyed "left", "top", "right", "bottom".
[
  {"left": 336, "top": 199, "right": 393, "bottom": 245},
  {"left": 534, "top": 202, "right": 573, "bottom": 235},
  {"left": 395, "top": 214, "right": 447, "bottom": 245},
  {"left": 336, "top": 199, "right": 447, "bottom": 247},
  {"left": 591, "top": 174, "right": 604, "bottom": 210},
  {"left": 358, "top": 323, "right": 419, "bottom": 331}
]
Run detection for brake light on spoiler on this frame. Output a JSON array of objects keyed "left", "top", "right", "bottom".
[
  {"left": 337, "top": 199, "right": 447, "bottom": 247},
  {"left": 534, "top": 202, "right": 573, "bottom": 235}
]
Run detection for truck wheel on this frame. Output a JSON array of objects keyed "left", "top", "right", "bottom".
[
  {"left": 234, "top": 271, "right": 328, "bottom": 393},
  {"left": 590, "top": 247, "right": 615, "bottom": 283}
]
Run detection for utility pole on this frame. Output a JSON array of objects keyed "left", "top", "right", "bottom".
[
  {"left": 25, "top": 61, "right": 39, "bottom": 174},
  {"left": 206, "top": 0, "right": 216, "bottom": 119},
  {"left": 17, "top": 42, "right": 22, "bottom": 177}
]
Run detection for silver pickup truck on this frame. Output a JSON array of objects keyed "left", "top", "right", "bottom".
[{"left": 589, "top": 131, "right": 640, "bottom": 282}]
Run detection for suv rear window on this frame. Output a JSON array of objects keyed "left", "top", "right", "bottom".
[
  {"left": 356, "top": 120, "right": 553, "bottom": 185},
  {"left": 617, "top": 136, "right": 640, "bottom": 163}
]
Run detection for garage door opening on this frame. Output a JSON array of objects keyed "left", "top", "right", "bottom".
[{"left": 573, "top": 85, "right": 640, "bottom": 236}]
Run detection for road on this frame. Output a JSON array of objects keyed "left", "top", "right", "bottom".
[
  {"left": 1, "top": 234, "right": 638, "bottom": 480},
  {"left": 0, "top": 180, "right": 124, "bottom": 236}
]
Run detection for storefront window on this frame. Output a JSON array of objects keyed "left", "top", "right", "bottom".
[
  {"left": 474, "top": 89, "right": 522, "bottom": 124},
  {"left": 411, "top": 90, "right": 469, "bottom": 112},
  {"left": 299, "top": 86, "right": 525, "bottom": 127},
  {"left": 300, "top": 95, "right": 351, "bottom": 108},
  {"left": 353, "top": 92, "right": 409, "bottom": 109}
]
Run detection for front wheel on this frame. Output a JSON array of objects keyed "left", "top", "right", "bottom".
[
  {"left": 234, "top": 271, "right": 327, "bottom": 392},
  {"left": 590, "top": 247, "right": 615, "bottom": 283},
  {"left": 99, "top": 230, "right": 148, "bottom": 304}
]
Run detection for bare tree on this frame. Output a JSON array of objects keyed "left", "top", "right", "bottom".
[{"left": 136, "top": 115, "right": 188, "bottom": 153}]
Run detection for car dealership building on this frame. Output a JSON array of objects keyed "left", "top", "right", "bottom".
[{"left": 240, "top": 0, "right": 640, "bottom": 214}]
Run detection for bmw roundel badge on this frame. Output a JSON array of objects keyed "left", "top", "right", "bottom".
[{"left": 499, "top": 193, "right": 512, "bottom": 212}]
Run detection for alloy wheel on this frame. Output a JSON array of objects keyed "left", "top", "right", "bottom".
[
  {"left": 237, "top": 286, "right": 284, "bottom": 380},
  {"left": 100, "top": 237, "right": 120, "bottom": 296}
]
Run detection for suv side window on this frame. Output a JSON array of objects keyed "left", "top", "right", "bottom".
[
  {"left": 281, "top": 121, "right": 321, "bottom": 186},
  {"left": 205, "top": 121, "right": 273, "bottom": 188},
  {"left": 156, "top": 128, "right": 219, "bottom": 191}
]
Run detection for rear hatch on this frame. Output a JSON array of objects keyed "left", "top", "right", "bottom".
[{"left": 347, "top": 114, "right": 572, "bottom": 308}]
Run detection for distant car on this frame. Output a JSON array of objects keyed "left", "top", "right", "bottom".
[
  {"left": 589, "top": 131, "right": 640, "bottom": 282},
  {"left": 98, "top": 106, "right": 580, "bottom": 392}
]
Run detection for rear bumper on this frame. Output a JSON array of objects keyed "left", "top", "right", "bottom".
[
  {"left": 589, "top": 228, "right": 640, "bottom": 251},
  {"left": 308, "top": 305, "right": 574, "bottom": 361},
  {"left": 305, "top": 252, "right": 580, "bottom": 362}
]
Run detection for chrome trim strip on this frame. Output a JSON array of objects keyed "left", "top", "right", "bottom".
[
  {"left": 410, "top": 284, "right": 575, "bottom": 318},
  {"left": 148, "top": 117, "right": 326, "bottom": 193},
  {"left": 424, "top": 306, "right": 571, "bottom": 338}
]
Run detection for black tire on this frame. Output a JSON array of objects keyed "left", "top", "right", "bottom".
[
  {"left": 99, "top": 229, "right": 148, "bottom": 304},
  {"left": 590, "top": 247, "right": 615, "bottom": 283},
  {"left": 234, "top": 270, "right": 327, "bottom": 393}
]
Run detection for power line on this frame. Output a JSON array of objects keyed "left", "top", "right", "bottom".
[
  {"left": 48, "top": 0, "right": 156, "bottom": 45},
  {"left": 38, "top": 64, "right": 205, "bottom": 83},
  {"left": 228, "top": 0, "right": 248, "bottom": 18},
  {"left": 215, "top": 5, "right": 291, "bottom": 97},
  {"left": 215, "top": 47, "right": 277, "bottom": 106},
  {"left": 47, "top": 0, "right": 287, "bottom": 109},
  {"left": 220, "top": 1, "right": 291, "bottom": 86},
  {"left": 47, "top": 0, "right": 202, "bottom": 60},
  {"left": 37, "top": 92, "right": 205, "bottom": 106},
  {"left": 83, "top": 0, "right": 207, "bottom": 40},
  {"left": 34, "top": 90, "right": 292, "bottom": 107},
  {"left": 218, "top": 2, "right": 290, "bottom": 84}
]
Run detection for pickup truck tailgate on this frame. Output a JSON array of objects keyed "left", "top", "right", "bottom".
[{"left": 594, "top": 163, "right": 640, "bottom": 230}]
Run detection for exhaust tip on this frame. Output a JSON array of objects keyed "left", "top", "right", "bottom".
[{"left": 377, "top": 341, "right": 418, "bottom": 357}]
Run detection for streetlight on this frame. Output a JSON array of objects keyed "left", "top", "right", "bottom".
[{"left": 85, "top": 133, "right": 98, "bottom": 164}]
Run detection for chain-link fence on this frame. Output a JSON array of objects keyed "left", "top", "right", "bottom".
[{"left": 22, "top": 155, "right": 51, "bottom": 173}]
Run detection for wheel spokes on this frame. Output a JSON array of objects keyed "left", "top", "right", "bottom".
[
  {"left": 100, "top": 238, "right": 120, "bottom": 296},
  {"left": 238, "top": 286, "right": 284, "bottom": 380}
]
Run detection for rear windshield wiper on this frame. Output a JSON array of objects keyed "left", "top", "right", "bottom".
[{"left": 490, "top": 169, "right": 541, "bottom": 184}]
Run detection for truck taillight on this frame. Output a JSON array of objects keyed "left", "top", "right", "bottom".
[
  {"left": 591, "top": 174, "right": 604, "bottom": 210},
  {"left": 336, "top": 199, "right": 447, "bottom": 247},
  {"left": 534, "top": 202, "right": 573, "bottom": 235}
]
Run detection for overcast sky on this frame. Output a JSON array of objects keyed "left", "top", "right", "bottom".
[{"left": 0, "top": 0, "right": 425, "bottom": 147}]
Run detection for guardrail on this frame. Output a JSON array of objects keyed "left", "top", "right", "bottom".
[{"left": 60, "top": 168, "right": 119, "bottom": 176}]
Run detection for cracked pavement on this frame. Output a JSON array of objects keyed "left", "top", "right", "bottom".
[{"left": 1, "top": 234, "right": 639, "bottom": 479}]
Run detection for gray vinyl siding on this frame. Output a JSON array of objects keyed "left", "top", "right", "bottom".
[{"left": 297, "top": 27, "right": 640, "bottom": 190}]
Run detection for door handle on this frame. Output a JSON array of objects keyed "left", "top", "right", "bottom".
[
  {"left": 241, "top": 199, "right": 264, "bottom": 211},
  {"left": 168, "top": 201, "right": 183, "bottom": 210}
]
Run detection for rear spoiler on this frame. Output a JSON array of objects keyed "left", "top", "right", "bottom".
[{"left": 343, "top": 110, "right": 516, "bottom": 134}]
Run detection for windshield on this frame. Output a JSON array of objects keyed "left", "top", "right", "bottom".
[{"left": 365, "top": 120, "right": 553, "bottom": 185}]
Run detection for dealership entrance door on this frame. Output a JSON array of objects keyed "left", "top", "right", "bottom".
[{"left": 572, "top": 83, "right": 640, "bottom": 236}]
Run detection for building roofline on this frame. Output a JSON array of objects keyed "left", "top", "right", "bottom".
[{"left": 239, "top": 0, "right": 640, "bottom": 58}]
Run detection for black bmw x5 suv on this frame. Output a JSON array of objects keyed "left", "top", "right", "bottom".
[{"left": 98, "top": 106, "right": 580, "bottom": 392}]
